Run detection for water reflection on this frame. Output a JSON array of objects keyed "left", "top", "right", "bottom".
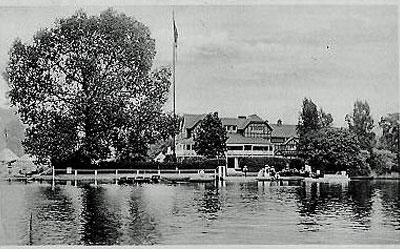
[
  {"left": 1, "top": 180, "right": 400, "bottom": 245},
  {"left": 80, "top": 186, "right": 122, "bottom": 245}
]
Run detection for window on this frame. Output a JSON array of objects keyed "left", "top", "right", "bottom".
[
  {"left": 227, "top": 146, "right": 243, "bottom": 150},
  {"left": 186, "top": 144, "right": 191, "bottom": 150}
]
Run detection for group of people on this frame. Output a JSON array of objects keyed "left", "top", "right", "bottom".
[{"left": 257, "top": 165, "right": 280, "bottom": 179}]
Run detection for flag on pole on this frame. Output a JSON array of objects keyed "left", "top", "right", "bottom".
[{"left": 173, "top": 11, "right": 178, "bottom": 47}]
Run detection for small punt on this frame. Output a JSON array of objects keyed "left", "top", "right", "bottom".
[
  {"left": 161, "top": 175, "right": 191, "bottom": 183},
  {"left": 188, "top": 176, "right": 215, "bottom": 183},
  {"left": 256, "top": 176, "right": 304, "bottom": 182}
]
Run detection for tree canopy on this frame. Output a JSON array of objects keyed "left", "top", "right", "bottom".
[
  {"left": 4, "top": 9, "right": 173, "bottom": 165},
  {"left": 379, "top": 112, "right": 399, "bottom": 167},
  {"left": 346, "top": 100, "right": 375, "bottom": 151},
  {"left": 193, "top": 112, "right": 228, "bottom": 159},
  {"left": 296, "top": 98, "right": 370, "bottom": 176},
  {"left": 298, "top": 127, "right": 370, "bottom": 176}
]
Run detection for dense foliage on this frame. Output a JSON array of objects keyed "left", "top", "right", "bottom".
[
  {"left": 4, "top": 9, "right": 174, "bottom": 165},
  {"left": 298, "top": 128, "right": 370, "bottom": 176},
  {"left": 238, "top": 157, "right": 304, "bottom": 172},
  {"left": 369, "top": 148, "right": 397, "bottom": 175},
  {"left": 297, "top": 98, "right": 370, "bottom": 176},
  {"left": 379, "top": 113, "right": 399, "bottom": 167},
  {"left": 193, "top": 112, "right": 228, "bottom": 158},
  {"left": 346, "top": 100, "right": 375, "bottom": 151}
]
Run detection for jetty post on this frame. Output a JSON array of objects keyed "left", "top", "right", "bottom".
[
  {"left": 94, "top": 170, "right": 97, "bottom": 186},
  {"left": 74, "top": 170, "right": 77, "bottom": 187},
  {"left": 52, "top": 166, "right": 55, "bottom": 188}
]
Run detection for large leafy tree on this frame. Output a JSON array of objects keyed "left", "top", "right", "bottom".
[
  {"left": 379, "top": 113, "right": 399, "bottom": 166},
  {"left": 346, "top": 100, "right": 375, "bottom": 151},
  {"left": 298, "top": 128, "right": 370, "bottom": 176},
  {"left": 297, "top": 98, "right": 320, "bottom": 136},
  {"left": 4, "top": 9, "right": 171, "bottom": 164},
  {"left": 193, "top": 112, "right": 227, "bottom": 159},
  {"left": 297, "top": 98, "right": 333, "bottom": 158}
]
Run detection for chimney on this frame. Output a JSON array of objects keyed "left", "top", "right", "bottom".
[
  {"left": 277, "top": 119, "right": 282, "bottom": 126},
  {"left": 238, "top": 116, "right": 246, "bottom": 119}
]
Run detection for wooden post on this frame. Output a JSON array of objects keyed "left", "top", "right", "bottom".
[
  {"left": 52, "top": 166, "right": 55, "bottom": 188},
  {"left": 158, "top": 169, "right": 161, "bottom": 176},
  {"left": 178, "top": 169, "right": 181, "bottom": 175},
  {"left": 74, "top": 170, "right": 77, "bottom": 187},
  {"left": 94, "top": 170, "right": 97, "bottom": 186},
  {"left": 115, "top": 170, "right": 118, "bottom": 185}
]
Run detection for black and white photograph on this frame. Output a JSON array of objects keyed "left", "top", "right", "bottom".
[{"left": 0, "top": 0, "right": 399, "bottom": 247}]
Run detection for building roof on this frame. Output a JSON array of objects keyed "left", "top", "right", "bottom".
[
  {"left": 270, "top": 124, "right": 298, "bottom": 138},
  {"left": 178, "top": 137, "right": 194, "bottom": 145},
  {"left": 182, "top": 114, "right": 205, "bottom": 129},
  {"left": 0, "top": 148, "right": 18, "bottom": 163},
  {"left": 226, "top": 133, "right": 272, "bottom": 145},
  {"left": 182, "top": 113, "right": 270, "bottom": 131}
]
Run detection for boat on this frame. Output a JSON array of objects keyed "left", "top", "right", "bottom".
[
  {"left": 161, "top": 175, "right": 190, "bottom": 183},
  {"left": 189, "top": 176, "right": 215, "bottom": 183},
  {"left": 350, "top": 176, "right": 374, "bottom": 180},
  {"left": 134, "top": 175, "right": 152, "bottom": 184},
  {"left": 279, "top": 176, "right": 304, "bottom": 181},
  {"left": 255, "top": 176, "right": 276, "bottom": 182}
]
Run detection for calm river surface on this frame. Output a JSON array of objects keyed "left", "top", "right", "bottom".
[{"left": 0, "top": 179, "right": 399, "bottom": 245}]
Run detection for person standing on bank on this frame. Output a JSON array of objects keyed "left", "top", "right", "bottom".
[{"left": 243, "top": 165, "right": 248, "bottom": 178}]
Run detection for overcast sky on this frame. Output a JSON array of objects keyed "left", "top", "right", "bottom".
[{"left": 0, "top": 5, "right": 398, "bottom": 126}]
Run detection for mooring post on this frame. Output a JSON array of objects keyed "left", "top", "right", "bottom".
[
  {"left": 94, "top": 170, "right": 97, "bottom": 186},
  {"left": 52, "top": 166, "right": 55, "bottom": 188},
  {"left": 29, "top": 212, "right": 33, "bottom": 245},
  {"left": 115, "top": 170, "right": 118, "bottom": 185}
]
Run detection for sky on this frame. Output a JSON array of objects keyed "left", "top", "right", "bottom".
[{"left": 0, "top": 5, "right": 398, "bottom": 127}]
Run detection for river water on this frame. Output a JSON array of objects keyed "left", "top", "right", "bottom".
[{"left": 0, "top": 179, "right": 399, "bottom": 245}]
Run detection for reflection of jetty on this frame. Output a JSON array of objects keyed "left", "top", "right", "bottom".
[{"left": 23, "top": 167, "right": 227, "bottom": 186}]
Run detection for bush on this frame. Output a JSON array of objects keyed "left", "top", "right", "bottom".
[
  {"left": 289, "top": 158, "right": 305, "bottom": 170},
  {"left": 370, "top": 148, "right": 397, "bottom": 175},
  {"left": 239, "top": 157, "right": 289, "bottom": 172}
]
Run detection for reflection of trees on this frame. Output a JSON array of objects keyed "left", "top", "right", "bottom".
[
  {"left": 347, "top": 181, "right": 373, "bottom": 226},
  {"left": 80, "top": 186, "right": 121, "bottom": 245},
  {"left": 296, "top": 181, "right": 373, "bottom": 230},
  {"left": 373, "top": 181, "right": 400, "bottom": 229},
  {"left": 29, "top": 186, "right": 81, "bottom": 245},
  {"left": 123, "top": 191, "right": 160, "bottom": 245},
  {"left": 194, "top": 184, "right": 222, "bottom": 217},
  {"left": 297, "top": 183, "right": 348, "bottom": 215}
]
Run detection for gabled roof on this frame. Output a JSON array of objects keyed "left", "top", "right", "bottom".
[
  {"left": 0, "top": 148, "right": 18, "bottom": 163},
  {"left": 182, "top": 113, "right": 274, "bottom": 132},
  {"left": 270, "top": 124, "right": 298, "bottom": 138},
  {"left": 183, "top": 114, "right": 205, "bottom": 129},
  {"left": 227, "top": 133, "right": 272, "bottom": 145},
  {"left": 282, "top": 137, "right": 299, "bottom": 145}
]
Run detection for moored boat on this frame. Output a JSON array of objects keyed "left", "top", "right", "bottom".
[
  {"left": 350, "top": 176, "right": 374, "bottom": 180},
  {"left": 161, "top": 175, "right": 190, "bottom": 183},
  {"left": 189, "top": 176, "right": 215, "bottom": 183}
]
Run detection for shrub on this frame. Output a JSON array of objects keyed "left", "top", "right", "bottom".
[
  {"left": 370, "top": 148, "right": 397, "bottom": 175},
  {"left": 239, "top": 157, "right": 289, "bottom": 172}
]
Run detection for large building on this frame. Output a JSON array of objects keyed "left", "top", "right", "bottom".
[{"left": 176, "top": 114, "right": 299, "bottom": 170}]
